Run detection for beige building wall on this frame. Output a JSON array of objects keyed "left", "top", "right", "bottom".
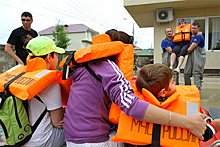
[
  {"left": 67, "top": 32, "right": 87, "bottom": 51},
  {"left": 40, "top": 31, "right": 95, "bottom": 51},
  {"left": 124, "top": 0, "right": 220, "bottom": 70}
]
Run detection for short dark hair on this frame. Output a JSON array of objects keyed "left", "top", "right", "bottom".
[
  {"left": 192, "top": 22, "right": 200, "bottom": 28},
  {"left": 21, "top": 12, "right": 33, "bottom": 20},
  {"left": 136, "top": 63, "right": 173, "bottom": 97},
  {"left": 27, "top": 49, "right": 55, "bottom": 59}
]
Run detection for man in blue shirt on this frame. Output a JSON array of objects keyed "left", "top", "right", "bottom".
[
  {"left": 161, "top": 27, "right": 179, "bottom": 85},
  {"left": 184, "top": 22, "right": 205, "bottom": 91}
]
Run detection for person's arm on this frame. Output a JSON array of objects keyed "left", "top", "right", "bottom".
[
  {"left": 43, "top": 82, "right": 64, "bottom": 128},
  {"left": 4, "top": 43, "right": 24, "bottom": 65},
  {"left": 143, "top": 104, "right": 207, "bottom": 140},
  {"left": 161, "top": 39, "right": 172, "bottom": 53},
  {"left": 187, "top": 43, "right": 198, "bottom": 54},
  {"left": 165, "top": 46, "right": 172, "bottom": 54},
  {"left": 50, "top": 107, "right": 64, "bottom": 128},
  {"left": 98, "top": 60, "right": 207, "bottom": 140}
]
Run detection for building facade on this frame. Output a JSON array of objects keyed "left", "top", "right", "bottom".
[
  {"left": 124, "top": 0, "right": 220, "bottom": 73},
  {"left": 39, "top": 24, "right": 99, "bottom": 51}
]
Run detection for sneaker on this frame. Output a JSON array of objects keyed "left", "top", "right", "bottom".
[
  {"left": 169, "top": 66, "right": 173, "bottom": 70},
  {"left": 174, "top": 68, "right": 180, "bottom": 73}
]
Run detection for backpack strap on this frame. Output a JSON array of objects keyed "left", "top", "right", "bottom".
[
  {"left": 62, "top": 51, "right": 76, "bottom": 80},
  {"left": 84, "top": 63, "right": 102, "bottom": 83},
  {"left": 31, "top": 95, "right": 48, "bottom": 133},
  {"left": 62, "top": 51, "right": 102, "bottom": 83}
]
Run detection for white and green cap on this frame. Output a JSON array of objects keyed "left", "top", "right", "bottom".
[{"left": 26, "top": 36, "right": 65, "bottom": 56}]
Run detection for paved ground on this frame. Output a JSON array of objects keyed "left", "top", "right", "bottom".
[{"left": 178, "top": 73, "right": 220, "bottom": 110}]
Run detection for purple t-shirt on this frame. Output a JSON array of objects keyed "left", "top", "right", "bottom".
[{"left": 63, "top": 59, "right": 149, "bottom": 143}]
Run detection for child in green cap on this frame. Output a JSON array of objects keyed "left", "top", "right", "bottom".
[{"left": 23, "top": 36, "right": 66, "bottom": 147}]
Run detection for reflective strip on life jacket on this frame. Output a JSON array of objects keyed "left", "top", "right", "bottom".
[
  {"left": 111, "top": 85, "right": 200, "bottom": 147},
  {"left": 173, "top": 24, "right": 192, "bottom": 42}
]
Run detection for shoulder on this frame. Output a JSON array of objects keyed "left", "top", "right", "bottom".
[
  {"left": 90, "top": 59, "right": 119, "bottom": 75},
  {"left": 11, "top": 27, "right": 23, "bottom": 33},
  {"left": 196, "top": 34, "right": 204, "bottom": 39},
  {"left": 192, "top": 34, "right": 204, "bottom": 41},
  {"left": 31, "top": 28, "right": 38, "bottom": 34},
  {"left": 40, "top": 82, "right": 61, "bottom": 96},
  {"left": 161, "top": 39, "right": 169, "bottom": 44}
]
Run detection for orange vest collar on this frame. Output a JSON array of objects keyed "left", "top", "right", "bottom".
[
  {"left": 26, "top": 55, "right": 47, "bottom": 72},
  {"left": 141, "top": 88, "right": 180, "bottom": 109}
]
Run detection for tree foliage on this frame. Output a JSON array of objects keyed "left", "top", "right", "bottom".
[{"left": 52, "top": 20, "right": 71, "bottom": 50}]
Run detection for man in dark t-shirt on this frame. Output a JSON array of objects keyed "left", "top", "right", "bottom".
[{"left": 5, "top": 11, "right": 38, "bottom": 65}]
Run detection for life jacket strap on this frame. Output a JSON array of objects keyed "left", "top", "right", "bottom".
[
  {"left": 151, "top": 124, "right": 161, "bottom": 147},
  {"left": 84, "top": 63, "right": 102, "bottom": 83},
  {"left": 31, "top": 95, "right": 48, "bottom": 133},
  {"left": 0, "top": 72, "right": 26, "bottom": 109},
  {"left": 4, "top": 72, "right": 26, "bottom": 94}
]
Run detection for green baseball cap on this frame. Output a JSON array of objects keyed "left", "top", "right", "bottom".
[{"left": 26, "top": 36, "right": 65, "bottom": 56}]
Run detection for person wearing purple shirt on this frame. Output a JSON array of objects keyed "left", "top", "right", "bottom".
[
  {"left": 64, "top": 29, "right": 207, "bottom": 147},
  {"left": 184, "top": 22, "right": 206, "bottom": 91}
]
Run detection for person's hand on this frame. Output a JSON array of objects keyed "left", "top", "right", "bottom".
[
  {"left": 17, "top": 60, "right": 24, "bottom": 65},
  {"left": 187, "top": 113, "right": 207, "bottom": 140},
  {"left": 58, "top": 120, "right": 64, "bottom": 129}
]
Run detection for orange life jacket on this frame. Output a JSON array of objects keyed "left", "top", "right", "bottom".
[
  {"left": 0, "top": 56, "right": 71, "bottom": 106},
  {"left": 111, "top": 85, "right": 200, "bottom": 147},
  {"left": 59, "top": 34, "right": 134, "bottom": 121},
  {"left": 173, "top": 24, "right": 192, "bottom": 42}
]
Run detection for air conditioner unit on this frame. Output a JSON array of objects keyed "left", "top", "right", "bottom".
[{"left": 157, "top": 8, "right": 174, "bottom": 23}]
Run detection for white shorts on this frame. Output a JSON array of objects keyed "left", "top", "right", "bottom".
[{"left": 66, "top": 131, "right": 124, "bottom": 147}]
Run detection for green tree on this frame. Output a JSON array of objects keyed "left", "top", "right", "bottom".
[{"left": 52, "top": 20, "right": 71, "bottom": 50}]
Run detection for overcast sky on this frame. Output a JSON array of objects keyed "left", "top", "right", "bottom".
[{"left": 0, "top": 0, "right": 154, "bottom": 49}]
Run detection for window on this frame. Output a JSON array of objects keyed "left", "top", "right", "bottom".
[
  {"left": 85, "top": 31, "right": 88, "bottom": 40},
  {"left": 84, "top": 42, "right": 88, "bottom": 47},
  {"left": 90, "top": 33, "right": 94, "bottom": 40},
  {"left": 177, "top": 16, "right": 220, "bottom": 51},
  {"left": 209, "top": 17, "right": 220, "bottom": 50},
  {"left": 176, "top": 18, "right": 191, "bottom": 26}
]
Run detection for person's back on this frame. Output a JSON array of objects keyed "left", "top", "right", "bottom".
[
  {"left": 64, "top": 59, "right": 116, "bottom": 142},
  {"left": 64, "top": 30, "right": 208, "bottom": 147},
  {"left": 23, "top": 36, "right": 66, "bottom": 147},
  {"left": 111, "top": 64, "right": 201, "bottom": 146},
  {"left": 136, "top": 63, "right": 219, "bottom": 144},
  {"left": 63, "top": 30, "right": 147, "bottom": 145}
]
